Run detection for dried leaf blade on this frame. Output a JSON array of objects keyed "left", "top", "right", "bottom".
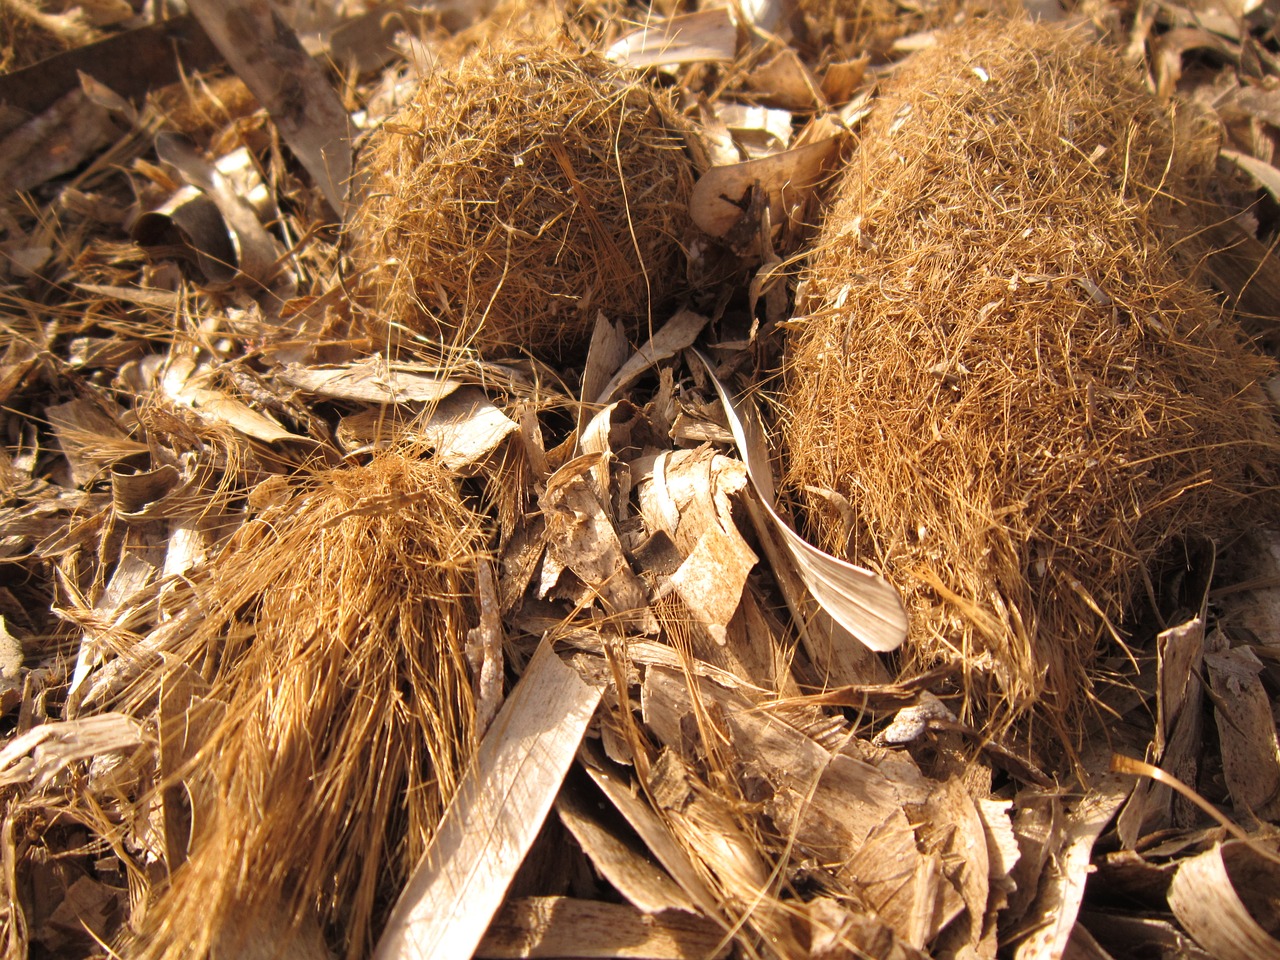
[
  {"left": 693, "top": 350, "right": 907, "bottom": 652},
  {"left": 605, "top": 8, "right": 737, "bottom": 68},
  {"left": 373, "top": 640, "right": 602, "bottom": 960},
  {"left": 1167, "top": 841, "right": 1280, "bottom": 960},
  {"left": 689, "top": 135, "right": 844, "bottom": 238},
  {"left": 185, "top": 0, "right": 353, "bottom": 219}
]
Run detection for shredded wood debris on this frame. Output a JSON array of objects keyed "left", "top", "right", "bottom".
[{"left": 1, "top": 1, "right": 1279, "bottom": 959}]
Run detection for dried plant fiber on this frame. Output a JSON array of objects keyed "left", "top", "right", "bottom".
[
  {"left": 0, "top": 0, "right": 95, "bottom": 73},
  {"left": 783, "top": 19, "right": 1278, "bottom": 732},
  {"left": 350, "top": 39, "right": 694, "bottom": 361},
  {"left": 796, "top": 0, "right": 1012, "bottom": 60},
  {"left": 133, "top": 451, "right": 486, "bottom": 960}
]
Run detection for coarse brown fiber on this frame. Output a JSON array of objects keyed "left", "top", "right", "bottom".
[
  {"left": 795, "top": 0, "right": 1012, "bottom": 60},
  {"left": 783, "top": 19, "right": 1278, "bottom": 734},
  {"left": 132, "top": 451, "right": 486, "bottom": 960},
  {"left": 0, "top": 0, "right": 95, "bottom": 73},
  {"left": 349, "top": 39, "right": 694, "bottom": 361}
]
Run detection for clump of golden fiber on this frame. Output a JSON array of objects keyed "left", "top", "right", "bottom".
[
  {"left": 349, "top": 40, "right": 694, "bottom": 361},
  {"left": 134, "top": 451, "right": 486, "bottom": 960},
  {"left": 783, "top": 19, "right": 1277, "bottom": 733}
]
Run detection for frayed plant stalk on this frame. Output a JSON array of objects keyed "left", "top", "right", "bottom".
[
  {"left": 132, "top": 450, "right": 487, "bottom": 959},
  {"left": 348, "top": 37, "right": 694, "bottom": 362},
  {"left": 783, "top": 19, "right": 1278, "bottom": 740}
]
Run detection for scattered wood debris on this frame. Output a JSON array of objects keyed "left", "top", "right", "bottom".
[{"left": 1, "top": 0, "right": 1279, "bottom": 958}]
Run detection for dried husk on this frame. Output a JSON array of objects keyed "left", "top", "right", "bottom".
[
  {"left": 132, "top": 450, "right": 486, "bottom": 960},
  {"left": 783, "top": 20, "right": 1278, "bottom": 736},
  {"left": 348, "top": 39, "right": 695, "bottom": 361}
]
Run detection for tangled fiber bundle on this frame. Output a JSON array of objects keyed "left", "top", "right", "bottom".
[
  {"left": 135, "top": 451, "right": 486, "bottom": 959},
  {"left": 783, "top": 19, "right": 1277, "bottom": 732},
  {"left": 350, "top": 40, "right": 694, "bottom": 361}
]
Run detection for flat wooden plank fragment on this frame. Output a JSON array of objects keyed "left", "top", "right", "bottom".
[{"left": 373, "top": 641, "right": 602, "bottom": 960}]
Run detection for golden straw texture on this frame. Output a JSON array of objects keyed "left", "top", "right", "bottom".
[
  {"left": 350, "top": 41, "right": 694, "bottom": 361},
  {"left": 135, "top": 451, "right": 486, "bottom": 960},
  {"left": 784, "top": 19, "right": 1278, "bottom": 732}
]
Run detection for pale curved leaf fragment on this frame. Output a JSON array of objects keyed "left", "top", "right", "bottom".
[
  {"left": 743, "top": 47, "right": 825, "bottom": 111},
  {"left": 162, "top": 355, "right": 306, "bottom": 444},
  {"left": 690, "top": 135, "right": 844, "bottom": 238},
  {"left": 1014, "top": 771, "right": 1132, "bottom": 960},
  {"left": 0, "top": 714, "right": 146, "bottom": 790},
  {"left": 718, "top": 103, "right": 794, "bottom": 157},
  {"left": 417, "top": 388, "right": 518, "bottom": 471},
  {"left": 596, "top": 308, "right": 709, "bottom": 405},
  {"left": 1221, "top": 149, "right": 1280, "bottom": 203},
  {"left": 692, "top": 350, "right": 907, "bottom": 653},
  {"left": 1168, "top": 840, "right": 1280, "bottom": 960},
  {"left": 641, "top": 449, "right": 756, "bottom": 644},
  {"left": 605, "top": 8, "right": 737, "bottom": 68},
  {"left": 151, "top": 136, "right": 286, "bottom": 290},
  {"left": 373, "top": 640, "right": 602, "bottom": 960},
  {"left": 186, "top": 0, "right": 354, "bottom": 220},
  {"left": 278, "top": 358, "right": 463, "bottom": 404},
  {"left": 542, "top": 452, "right": 658, "bottom": 633}
]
